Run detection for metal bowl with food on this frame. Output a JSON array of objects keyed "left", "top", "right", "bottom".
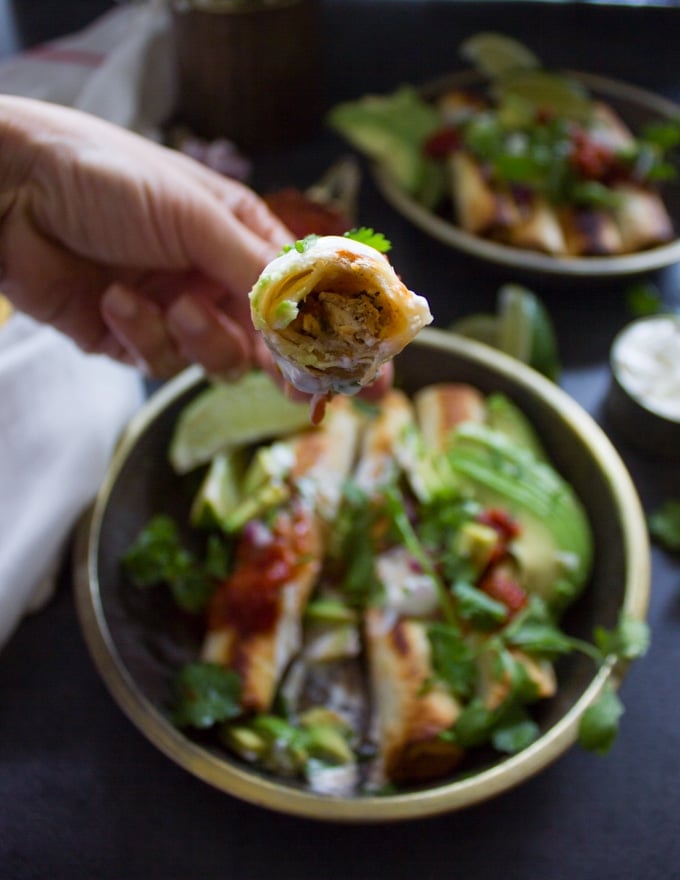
[
  {"left": 74, "top": 328, "right": 649, "bottom": 822},
  {"left": 329, "top": 33, "right": 680, "bottom": 278}
]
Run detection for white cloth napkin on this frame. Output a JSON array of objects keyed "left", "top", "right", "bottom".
[
  {"left": 0, "top": 2, "right": 175, "bottom": 138},
  {"left": 0, "top": 3, "right": 174, "bottom": 648},
  {"left": 0, "top": 314, "right": 145, "bottom": 648}
]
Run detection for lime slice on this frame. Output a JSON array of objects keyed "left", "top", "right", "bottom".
[
  {"left": 460, "top": 32, "right": 539, "bottom": 79},
  {"left": 498, "top": 284, "right": 561, "bottom": 380},
  {"left": 449, "top": 313, "right": 501, "bottom": 348},
  {"left": 169, "top": 371, "right": 310, "bottom": 474},
  {"left": 493, "top": 70, "right": 593, "bottom": 123},
  {"left": 190, "top": 450, "right": 245, "bottom": 530}
]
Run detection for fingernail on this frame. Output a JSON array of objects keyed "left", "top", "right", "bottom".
[
  {"left": 104, "top": 284, "right": 137, "bottom": 320},
  {"left": 168, "top": 297, "right": 208, "bottom": 335}
]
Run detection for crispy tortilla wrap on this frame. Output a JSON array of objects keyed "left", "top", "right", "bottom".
[
  {"left": 249, "top": 235, "right": 432, "bottom": 396},
  {"left": 202, "top": 397, "right": 364, "bottom": 712}
]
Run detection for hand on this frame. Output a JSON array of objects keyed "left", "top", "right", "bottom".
[{"left": 0, "top": 96, "right": 291, "bottom": 379}]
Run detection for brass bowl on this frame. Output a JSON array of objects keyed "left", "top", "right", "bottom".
[
  {"left": 74, "top": 328, "right": 650, "bottom": 821},
  {"left": 374, "top": 71, "right": 680, "bottom": 278}
]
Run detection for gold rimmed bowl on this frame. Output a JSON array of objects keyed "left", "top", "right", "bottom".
[{"left": 74, "top": 328, "right": 650, "bottom": 821}]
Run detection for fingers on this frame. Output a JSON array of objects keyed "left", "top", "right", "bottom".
[
  {"left": 101, "top": 283, "right": 188, "bottom": 379},
  {"left": 163, "top": 146, "right": 293, "bottom": 249},
  {"left": 102, "top": 282, "right": 257, "bottom": 381},
  {"left": 166, "top": 294, "right": 251, "bottom": 380},
  {"left": 225, "top": 184, "right": 293, "bottom": 249}
]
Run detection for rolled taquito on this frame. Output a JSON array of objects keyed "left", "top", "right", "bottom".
[{"left": 249, "top": 235, "right": 432, "bottom": 398}]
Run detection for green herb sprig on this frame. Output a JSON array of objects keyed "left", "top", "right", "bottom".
[
  {"left": 279, "top": 227, "right": 392, "bottom": 257},
  {"left": 122, "top": 514, "right": 230, "bottom": 613},
  {"left": 648, "top": 499, "right": 680, "bottom": 552},
  {"left": 343, "top": 227, "right": 392, "bottom": 252}
]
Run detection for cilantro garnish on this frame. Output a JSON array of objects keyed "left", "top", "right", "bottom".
[
  {"left": 648, "top": 499, "right": 680, "bottom": 552},
  {"left": 279, "top": 234, "right": 319, "bottom": 255},
  {"left": 578, "top": 685, "right": 625, "bottom": 755},
  {"left": 594, "top": 613, "right": 651, "bottom": 661},
  {"left": 625, "top": 280, "right": 662, "bottom": 317},
  {"left": 278, "top": 227, "right": 392, "bottom": 257},
  {"left": 122, "top": 514, "right": 230, "bottom": 613},
  {"left": 172, "top": 662, "right": 242, "bottom": 729},
  {"left": 343, "top": 227, "right": 392, "bottom": 252},
  {"left": 331, "top": 481, "right": 383, "bottom": 609},
  {"left": 427, "top": 622, "right": 476, "bottom": 699},
  {"left": 491, "top": 705, "right": 540, "bottom": 755},
  {"left": 452, "top": 581, "right": 507, "bottom": 629},
  {"left": 573, "top": 613, "right": 649, "bottom": 754}
]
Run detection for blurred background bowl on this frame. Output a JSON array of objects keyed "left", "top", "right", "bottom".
[{"left": 73, "top": 328, "right": 650, "bottom": 821}]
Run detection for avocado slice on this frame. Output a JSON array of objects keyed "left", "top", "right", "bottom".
[
  {"left": 189, "top": 448, "right": 247, "bottom": 530},
  {"left": 485, "top": 393, "right": 549, "bottom": 463},
  {"left": 447, "top": 422, "right": 593, "bottom": 613},
  {"left": 327, "top": 86, "right": 445, "bottom": 207},
  {"left": 221, "top": 441, "right": 294, "bottom": 533}
]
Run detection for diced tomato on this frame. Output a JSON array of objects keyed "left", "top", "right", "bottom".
[
  {"left": 475, "top": 508, "right": 521, "bottom": 566},
  {"left": 477, "top": 507, "right": 522, "bottom": 541},
  {"left": 208, "top": 505, "right": 316, "bottom": 635},
  {"left": 423, "top": 127, "right": 462, "bottom": 159},
  {"left": 478, "top": 566, "right": 529, "bottom": 618},
  {"left": 569, "top": 129, "right": 619, "bottom": 181}
]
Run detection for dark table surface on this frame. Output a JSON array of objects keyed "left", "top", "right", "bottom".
[{"left": 2, "top": 2, "right": 680, "bottom": 878}]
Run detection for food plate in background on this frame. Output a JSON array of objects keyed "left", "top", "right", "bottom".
[
  {"left": 73, "top": 329, "right": 649, "bottom": 822},
  {"left": 373, "top": 70, "right": 680, "bottom": 277}
]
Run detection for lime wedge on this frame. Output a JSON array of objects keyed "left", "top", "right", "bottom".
[
  {"left": 449, "top": 313, "right": 501, "bottom": 348},
  {"left": 493, "top": 70, "right": 593, "bottom": 123},
  {"left": 460, "top": 32, "right": 539, "bottom": 79},
  {"left": 498, "top": 284, "right": 561, "bottom": 380},
  {"left": 169, "top": 371, "right": 310, "bottom": 474}
]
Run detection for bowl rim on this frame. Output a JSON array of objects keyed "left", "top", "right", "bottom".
[
  {"left": 374, "top": 69, "right": 680, "bottom": 278},
  {"left": 73, "top": 328, "right": 650, "bottom": 822}
]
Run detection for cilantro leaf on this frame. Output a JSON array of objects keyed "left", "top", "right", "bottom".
[
  {"left": 447, "top": 698, "right": 498, "bottom": 748},
  {"left": 578, "top": 685, "right": 624, "bottom": 755},
  {"left": 332, "top": 482, "right": 383, "bottom": 609},
  {"left": 168, "top": 569, "right": 219, "bottom": 615},
  {"left": 427, "top": 622, "right": 476, "bottom": 699},
  {"left": 648, "top": 499, "right": 680, "bottom": 552},
  {"left": 491, "top": 705, "right": 539, "bottom": 754},
  {"left": 172, "top": 662, "right": 242, "bottom": 729},
  {"left": 639, "top": 116, "right": 680, "bottom": 152},
  {"left": 452, "top": 580, "right": 508, "bottom": 629},
  {"left": 504, "top": 619, "right": 576, "bottom": 660},
  {"left": 122, "top": 514, "right": 228, "bottom": 613},
  {"left": 122, "top": 515, "right": 188, "bottom": 586},
  {"left": 625, "top": 281, "right": 662, "bottom": 317},
  {"left": 343, "top": 227, "right": 392, "bottom": 253},
  {"left": 382, "top": 485, "right": 457, "bottom": 624},
  {"left": 593, "top": 612, "right": 650, "bottom": 662}
]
